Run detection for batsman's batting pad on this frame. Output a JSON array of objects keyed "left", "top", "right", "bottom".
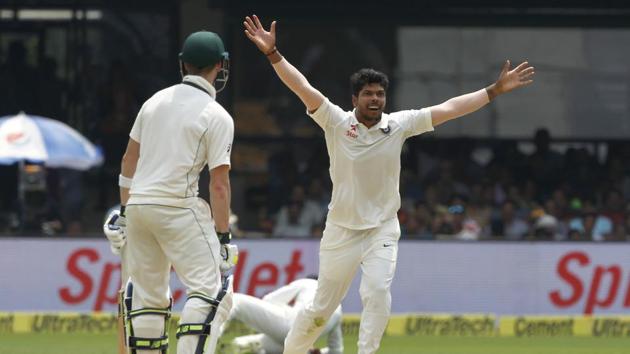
[
  {"left": 177, "top": 278, "right": 230, "bottom": 354},
  {"left": 125, "top": 282, "right": 172, "bottom": 354},
  {"left": 179, "top": 31, "right": 228, "bottom": 69}
]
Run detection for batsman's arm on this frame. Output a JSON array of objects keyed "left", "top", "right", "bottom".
[
  {"left": 210, "top": 165, "right": 231, "bottom": 233},
  {"left": 429, "top": 60, "right": 534, "bottom": 127},
  {"left": 243, "top": 15, "right": 324, "bottom": 113},
  {"left": 120, "top": 138, "right": 140, "bottom": 206}
]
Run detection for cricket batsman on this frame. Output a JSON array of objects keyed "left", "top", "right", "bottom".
[{"left": 104, "top": 30, "right": 238, "bottom": 354}]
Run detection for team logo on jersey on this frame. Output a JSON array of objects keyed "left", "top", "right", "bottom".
[
  {"left": 226, "top": 143, "right": 232, "bottom": 153},
  {"left": 380, "top": 124, "right": 391, "bottom": 135},
  {"left": 345, "top": 124, "right": 358, "bottom": 139}
]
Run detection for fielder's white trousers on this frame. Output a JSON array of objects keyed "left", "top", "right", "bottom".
[
  {"left": 225, "top": 294, "right": 294, "bottom": 353},
  {"left": 126, "top": 199, "right": 231, "bottom": 354},
  {"left": 284, "top": 218, "right": 400, "bottom": 354}
]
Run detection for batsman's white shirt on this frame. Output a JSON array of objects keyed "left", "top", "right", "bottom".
[
  {"left": 124, "top": 75, "right": 234, "bottom": 354},
  {"left": 308, "top": 98, "right": 433, "bottom": 230},
  {"left": 128, "top": 75, "right": 233, "bottom": 207}
]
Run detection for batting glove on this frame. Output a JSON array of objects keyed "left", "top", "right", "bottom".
[
  {"left": 220, "top": 244, "right": 238, "bottom": 273},
  {"left": 103, "top": 209, "right": 127, "bottom": 255}
]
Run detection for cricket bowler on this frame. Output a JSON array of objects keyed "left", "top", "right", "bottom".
[{"left": 244, "top": 14, "right": 535, "bottom": 354}]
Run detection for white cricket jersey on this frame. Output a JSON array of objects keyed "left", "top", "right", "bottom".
[
  {"left": 309, "top": 98, "right": 434, "bottom": 230},
  {"left": 127, "top": 75, "right": 234, "bottom": 207},
  {"left": 263, "top": 278, "right": 319, "bottom": 309}
]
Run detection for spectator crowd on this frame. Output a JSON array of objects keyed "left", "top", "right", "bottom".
[
  {"left": 253, "top": 129, "right": 630, "bottom": 242},
  {"left": 1, "top": 39, "right": 628, "bottom": 242}
]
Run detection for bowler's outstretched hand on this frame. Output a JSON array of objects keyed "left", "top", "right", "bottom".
[
  {"left": 494, "top": 60, "right": 535, "bottom": 95},
  {"left": 244, "top": 15, "right": 276, "bottom": 55}
]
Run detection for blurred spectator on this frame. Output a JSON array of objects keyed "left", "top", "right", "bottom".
[
  {"left": 267, "top": 148, "right": 299, "bottom": 214},
  {"left": 568, "top": 206, "right": 613, "bottom": 242},
  {"left": 542, "top": 197, "right": 569, "bottom": 240},
  {"left": 532, "top": 214, "right": 561, "bottom": 241},
  {"left": 491, "top": 200, "right": 529, "bottom": 240},
  {"left": 608, "top": 223, "right": 627, "bottom": 242},
  {"left": 466, "top": 182, "right": 493, "bottom": 234},
  {"left": 272, "top": 185, "right": 324, "bottom": 238},
  {"left": 602, "top": 189, "right": 625, "bottom": 225},
  {"left": 306, "top": 177, "right": 330, "bottom": 218},
  {"left": 527, "top": 128, "right": 563, "bottom": 195},
  {"left": 403, "top": 201, "right": 434, "bottom": 240},
  {"left": 425, "top": 160, "right": 470, "bottom": 205},
  {"left": 488, "top": 140, "right": 527, "bottom": 180},
  {"left": 434, "top": 198, "right": 481, "bottom": 241}
]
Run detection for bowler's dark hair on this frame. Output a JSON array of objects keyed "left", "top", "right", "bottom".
[{"left": 350, "top": 68, "right": 389, "bottom": 96}]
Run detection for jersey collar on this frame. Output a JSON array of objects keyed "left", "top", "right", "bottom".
[
  {"left": 182, "top": 75, "right": 216, "bottom": 99},
  {"left": 351, "top": 109, "right": 389, "bottom": 131}
]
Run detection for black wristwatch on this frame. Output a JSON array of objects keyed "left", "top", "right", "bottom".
[{"left": 216, "top": 231, "right": 231, "bottom": 244}]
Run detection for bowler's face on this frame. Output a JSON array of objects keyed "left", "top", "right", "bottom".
[{"left": 352, "top": 83, "right": 386, "bottom": 126}]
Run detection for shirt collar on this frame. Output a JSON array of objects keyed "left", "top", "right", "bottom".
[
  {"left": 182, "top": 75, "right": 216, "bottom": 99},
  {"left": 351, "top": 109, "right": 389, "bottom": 131}
]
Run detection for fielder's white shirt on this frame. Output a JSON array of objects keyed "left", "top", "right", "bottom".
[
  {"left": 309, "top": 98, "right": 433, "bottom": 230},
  {"left": 128, "top": 75, "right": 234, "bottom": 207}
]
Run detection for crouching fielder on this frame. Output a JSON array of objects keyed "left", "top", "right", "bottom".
[
  {"left": 219, "top": 277, "right": 343, "bottom": 354},
  {"left": 112, "top": 30, "right": 237, "bottom": 354}
]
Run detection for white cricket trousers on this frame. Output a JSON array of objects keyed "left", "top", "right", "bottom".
[
  {"left": 126, "top": 199, "right": 231, "bottom": 354},
  {"left": 224, "top": 293, "right": 294, "bottom": 353},
  {"left": 284, "top": 218, "right": 400, "bottom": 354}
]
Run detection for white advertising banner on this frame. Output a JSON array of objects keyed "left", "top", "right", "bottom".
[{"left": 1, "top": 239, "right": 629, "bottom": 315}]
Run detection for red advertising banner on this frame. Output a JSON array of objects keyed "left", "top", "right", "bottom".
[{"left": 1, "top": 239, "right": 630, "bottom": 315}]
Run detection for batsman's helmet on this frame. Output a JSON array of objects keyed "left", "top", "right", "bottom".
[
  {"left": 179, "top": 31, "right": 230, "bottom": 92},
  {"left": 179, "top": 31, "right": 227, "bottom": 68}
]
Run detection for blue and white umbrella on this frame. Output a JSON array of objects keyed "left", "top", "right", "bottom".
[{"left": 0, "top": 112, "right": 103, "bottom": 170}]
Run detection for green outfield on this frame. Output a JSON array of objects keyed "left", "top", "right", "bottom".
[{"left": 1, "top": 333, "right": 630, "bottom": 354}]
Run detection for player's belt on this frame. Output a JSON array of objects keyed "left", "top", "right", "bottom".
[{"left": 182, "top": 81, "right": 210, "bottom": 96}]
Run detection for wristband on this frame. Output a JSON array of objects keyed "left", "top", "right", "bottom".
[
  {"left": 120, "top": 205, "right": 126, "bottom": 217},
  {"left": 266, "top": 47, "right": 283, "bottom": 64},
  {"left": 485, "top": 84, "right": 499, "bottom": 101},
  {"left": 119, "top": 174, "right": 133, "bottom": 188},
  {"left": 217, "top": 231, "right": 231, "bottom": 244}
]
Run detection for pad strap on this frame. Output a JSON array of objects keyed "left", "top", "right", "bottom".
[
  {"left": 126, "top": 302, "right": 172, "bottom": 354},
  {"left": 176, "top": 279, "right": 230, "bottom": 354},
  {"left": 175, "top": 292, "right": 220, "bottom": 339},
  {"left": 176, "top": 323, "right": 211, "bottom": 337},
  {"left": 128, "top": 336, "right": 169, "bottom": 351},
  {"left": 129, "top": 308, "right": 171, "bottom": 319}
]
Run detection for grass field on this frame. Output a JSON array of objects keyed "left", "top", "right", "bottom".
[{"left": 1, "top": 333, "right": 630, "bottom": 354}]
